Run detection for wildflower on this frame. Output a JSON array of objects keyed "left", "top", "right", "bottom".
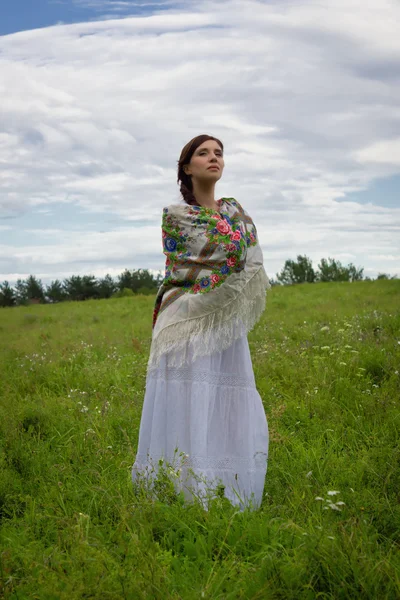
[
  {"left": 327, "top": 490, "right": 340, "bottom": 496},
  {"left": 339, "top": 362, "right": 347, "bottom": 366},
  {"left": 315, "top": 496, "right": 324, "bottom": 501},
  {"left": 327, "top": 503, "right": 342, "bottom": 511},
  {"left": 80, "top": 405, "right": 89, "bottom": 413},
  {"left": 344, "top": 345, "right": 352, "bottom": 349},
  {"left": 320, "top": 326, "right": 329, "bottom": 332}
]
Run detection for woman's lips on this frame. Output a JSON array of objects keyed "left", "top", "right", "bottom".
[{"left": 208, "top": 166, "right": 219, "bottom": 170}]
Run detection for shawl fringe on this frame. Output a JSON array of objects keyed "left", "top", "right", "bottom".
[{"left": 147, "top": 265, "right": 270, "bottom": 371}]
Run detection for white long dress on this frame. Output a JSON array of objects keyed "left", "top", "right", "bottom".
[{"left": 132, "top": 321, "right": 269, "bottom": 510}]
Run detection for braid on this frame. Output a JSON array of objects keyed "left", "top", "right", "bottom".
[{"left": 179, "top": 181, "right": 197, "bottom": 206}]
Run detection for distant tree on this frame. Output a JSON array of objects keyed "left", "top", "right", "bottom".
[
  {"left": 97, "top": 274, "right": 117, "bottom": 299},
  {"left": 46, "top": 280, "right": 66, "bottom": 303},
  {"left": 0, "top": 281, "right": 16, "bottom": 307},
  {"left": 24, "top": 275, "right": 45, "bottom": 303},
  {"left": 316, "top": 258, "right": 364, "bottom": 282},
  {"left": 63, "top": 274, "right": 100, "bottom": 301},
  {"left": 63, "top": 275, "right": 85, "bottom": 301},
  {"left": 276, "top": 255, "right": 316, "bottom": 285},
  {"left": 346, "top": 263, "right": 364, "bottom": 282},
  {"left": 117, "top": 269, "right": 159, "bottom": 293},
  {"left": 15, "top": 279, "right": 28, "bottom": 305},
  {"left": 117, "top": 269, "right": 133, "bottom": 291},
  {"left": 81, "top": 275, "right": 100, "bottom": 300},
  {"left": 376, "top": 272, "right": 397, "bottom": 280}
]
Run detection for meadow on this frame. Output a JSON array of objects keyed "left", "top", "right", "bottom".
[{"left": 0, "top": 279, "right": 399, "bottom": 599}]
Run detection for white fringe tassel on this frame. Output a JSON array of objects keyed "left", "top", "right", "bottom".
[{"left": 147, "top": 266, "right": 271, "bottom": 371}]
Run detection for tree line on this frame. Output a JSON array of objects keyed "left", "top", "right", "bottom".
[
  {"left": 0, "top": 269, "right": 162, "bottom": 307},
  {"left": 0, "top": 256, "right": 397, "bottom": 307},
  {"left": 273, "top": 255, "right": 396, "bottom": 285}
]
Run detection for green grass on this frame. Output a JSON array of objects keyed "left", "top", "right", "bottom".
[{"left": 0, "top": 280, "right": 399, "bottom": 599}]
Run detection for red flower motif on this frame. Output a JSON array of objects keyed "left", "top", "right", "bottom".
[
  {"left": 166, "top": 257, "right": 170, "bottom": 266},
  {"left": 211, "top": 274, "right": 220, "bottom": 284},
  {"left": 230, "top": 230, "right": 241, "bottom": 241},
  {"left": 216, "top": 220, "right": 231, "bottom": 235},
  {"left": 193, "top": 283, "right": 201, "bottom": 293},
  {"left": 227, "top": 257, "right": 237, "bottom": 267},
  {"left": 225, "top": 243, "right": 237, "bottom": 252}
]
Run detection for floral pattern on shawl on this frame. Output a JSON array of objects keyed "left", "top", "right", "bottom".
[
  {"left": 152, "top": 198, "right": 260, "bottom": 328},
  {"left": 161, "top": 198, "right": 257, "bottom": 295}
]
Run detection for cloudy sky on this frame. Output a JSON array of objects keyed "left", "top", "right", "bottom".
[{"left": 1, "top": 0, "right": 399, "bottom": 285}]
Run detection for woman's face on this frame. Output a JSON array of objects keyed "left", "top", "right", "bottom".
[{"left": 184, "top": 140, "right": 224, "bottom": 183}]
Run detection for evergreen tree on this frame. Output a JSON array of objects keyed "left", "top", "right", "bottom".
[
  {"left": 63, "top": 275, "right": 85, "bottom": 301},
  {"left": 46, "top": 280, "right": 66, "bottom": 303},
  {"left": 25, "top": 275, "right": 45, "bottom": 302},
  {"left": 0, "top": 281, "right": 16, "bottom": 307},
  {"left": 15, "top": 279, "right": 28, "bottom": 305},
  {"left": 97, "top": 274, "right": 117, "bottom": 299}
]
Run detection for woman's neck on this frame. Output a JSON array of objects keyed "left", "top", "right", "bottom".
[{"left": 192, "top": 182, "right": 219, "bottom": 210}]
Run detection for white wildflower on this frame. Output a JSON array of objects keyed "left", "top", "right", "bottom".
[
  {"left": 320, "top": 326, "right": 330, "bottom": 332},
  {"left": 327, "top": 490, "right": 340, "bottom": 496},
  {"left": 315, "top": 497, "right": 324, "bottom": 501}
]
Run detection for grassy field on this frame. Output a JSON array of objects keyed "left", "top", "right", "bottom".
[{"left": 0, "top": 280, "right": 399, "bottom": 599}]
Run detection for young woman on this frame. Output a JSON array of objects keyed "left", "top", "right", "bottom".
[{"left": 132, "top": 134, "right": 270, "bottom": 509}]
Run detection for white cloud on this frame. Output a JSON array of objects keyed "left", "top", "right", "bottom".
[
  {"left": 354, "top": 138, "right": 400, "bottom": 166},
  {"left": 0, "top": 0, "right": 399, "bottom": 282}
]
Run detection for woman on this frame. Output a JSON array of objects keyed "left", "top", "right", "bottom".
[{"left": 132, "top": 134, "right": 270, "bottom": 510}]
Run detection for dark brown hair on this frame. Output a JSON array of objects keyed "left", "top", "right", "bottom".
[{"left": 177, "top": 134, "right": 224, "bottom": 205}]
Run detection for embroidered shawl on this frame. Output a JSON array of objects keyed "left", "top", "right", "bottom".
[{"left": 148, "top": 197, "right": 270, "bottom": 370}]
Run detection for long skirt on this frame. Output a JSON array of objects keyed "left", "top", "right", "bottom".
[{"left": 132, "top": 325, "right": 269, "bottom": 510}]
